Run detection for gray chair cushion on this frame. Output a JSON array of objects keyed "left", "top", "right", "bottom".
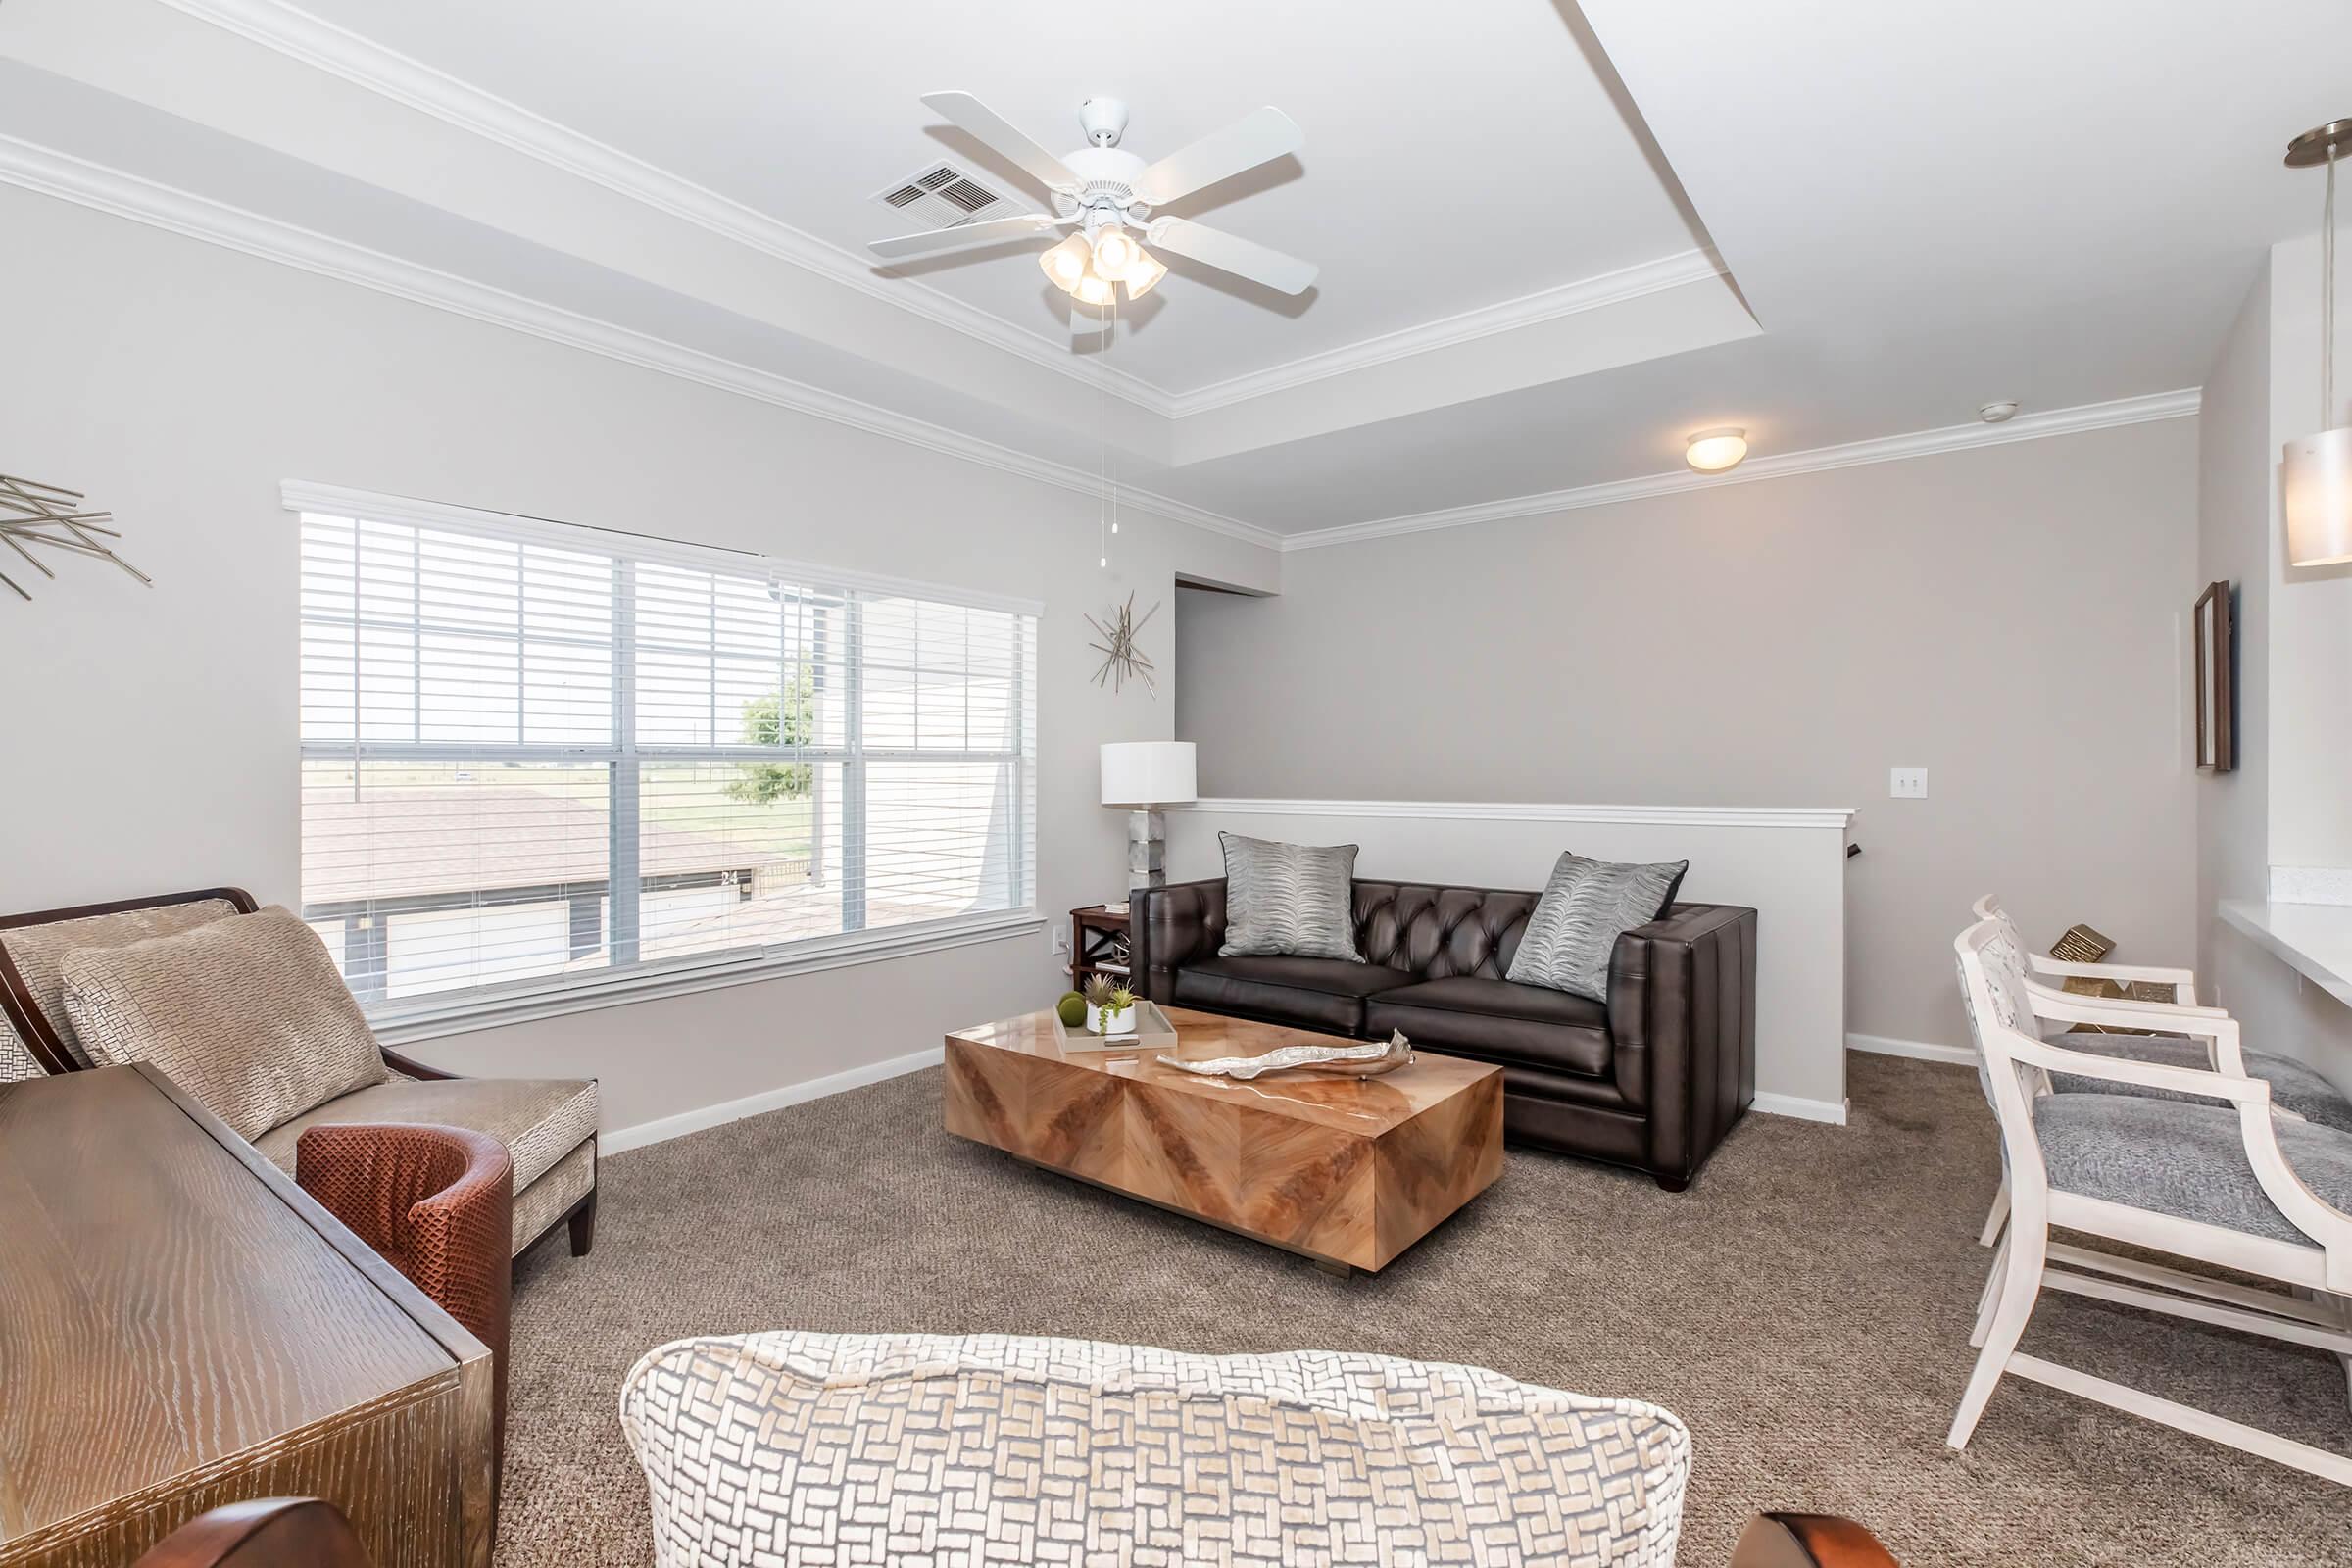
[
  {"left": 2040, "top": 1026, "right": 2352, "bottom": 1132},
  {"left": 2034, "top": 1092, "right": 2352, "bottom": 1246}
]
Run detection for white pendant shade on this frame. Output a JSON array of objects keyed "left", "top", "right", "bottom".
[
  {"left": 2285, "top": 427, "right": 2352, "bottom": 566},
  {"left": 1101, "top": 740, "right": 1197, "bottom": 806}
]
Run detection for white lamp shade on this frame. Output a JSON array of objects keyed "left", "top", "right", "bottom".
[
  {"left": 2285, "top": 426, "right": 2352, "bottom": 566},
  {"left": 1101, "top": 741, "right": 1197, "bottom": 807}
]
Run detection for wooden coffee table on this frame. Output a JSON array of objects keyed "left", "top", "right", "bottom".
[{"left": 944, "top": 1005, "right": 1502, "bottom": 1274}]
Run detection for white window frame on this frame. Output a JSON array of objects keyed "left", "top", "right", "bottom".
[{"left": 286, "top": 480, "right": 1042, "bottom": 1044}]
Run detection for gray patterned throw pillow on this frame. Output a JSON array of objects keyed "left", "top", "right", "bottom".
[
  {"left": 1218, "top": 832, "right": 1364, "bottom": 962},
  {"left": 1506, "top": 853, "right": 1689, "bottom": 1002}
]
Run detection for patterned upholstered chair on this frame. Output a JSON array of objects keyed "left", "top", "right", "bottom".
[
  {"left": 621, "top": 1332, "right": 1691, "bottom": 1567},
  {"left": 1951, "top": 916, "right": 2352, "bottom": 1485},
  {"left": 1967, "top": 894, "right": 2352, "bottom": 1249},
  {"left": 0, "top": 888, "right": 597, "bottom": 1260}
]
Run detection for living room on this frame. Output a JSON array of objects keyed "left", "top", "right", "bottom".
[{"left": 2, "top": 3, "right": 2350, "bottom": 1565}]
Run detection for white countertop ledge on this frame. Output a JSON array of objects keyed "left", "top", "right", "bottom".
[{"left": 2219, "top": 899, "right": 2352, "bottom": 1007}]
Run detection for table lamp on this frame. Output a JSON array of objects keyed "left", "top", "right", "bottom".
[{"left": 1101, "top": 741, "right": 1197, "bottom": 905}]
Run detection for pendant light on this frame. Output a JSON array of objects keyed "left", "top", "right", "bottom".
[{"left": 2284, "top": 119, "right": 2352, "bottom": 566}]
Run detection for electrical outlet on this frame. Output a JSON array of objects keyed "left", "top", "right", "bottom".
[
  {"left": 1050, "top": 927, "right": 1071, "bottom": 956},
  {"left": 1889, "top": 767, "right": 1929, "bottom": 800}
]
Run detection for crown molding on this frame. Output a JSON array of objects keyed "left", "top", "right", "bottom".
[
  {"left": 1179, "top": 797, "right": 1856, "bottom": 831},
  {"left": 153, "top": 0, "right": 1173, "bottom": 414},
  {"left": 0, "top": 134, "right": 1283, "bottom": 552},
  {"left": 154, "top": 0, "right": 1739, "bottom": 428},
  {"left": 1162, "top": 248, "right": 1727, "bottom": 416},
  {"left": 1278, "top": 387, "right": 2203, "bottom": 552}
]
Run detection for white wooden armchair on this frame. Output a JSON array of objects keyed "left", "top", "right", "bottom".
[
  {"left": 1951, "top": 916, "right": 2352, "bottom": 1485},
  {"left": 1968, "top": 895, "right": 2352, "bottom": 1248}
]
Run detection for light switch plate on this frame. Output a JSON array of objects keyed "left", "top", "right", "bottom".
[{"left": 1889, "top": 767, "right": 1929, "bottom": 799}]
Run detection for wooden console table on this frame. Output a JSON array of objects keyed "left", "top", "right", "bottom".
[{"left": 0, "top": 1064, "right": 493, "bottom": 1568}]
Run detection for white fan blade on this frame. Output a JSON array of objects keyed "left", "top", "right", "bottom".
[
  {"left": 868, "top": 213, "right": 1064, "bottom": 260},
  {"left": 1146, "top": 217, "right": 1318, "bottom": 295},
  {"left": 1133, "top": 107, "right": 1303, "bottom": 206},
  {"left": 921, "top": 91, "right": 1082, "bottom": 194}
]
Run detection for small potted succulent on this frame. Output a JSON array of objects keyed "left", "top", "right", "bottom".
[{"left": 1084, "top": 973, "right": 1137, "bottom": 1036}]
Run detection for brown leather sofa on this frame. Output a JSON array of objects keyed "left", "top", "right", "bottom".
[{"left": 1133, "top": 876, "right": 1757, "bottom": 1190}]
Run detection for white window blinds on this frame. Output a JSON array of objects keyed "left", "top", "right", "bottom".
[{"left": 297, "top": 496, "right": 1037, "bottom": 1019}]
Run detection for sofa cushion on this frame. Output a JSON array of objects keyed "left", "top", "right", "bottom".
[
  {"left": 1506, "top": 853, "right": 1688, "bottom": 1003},
  {"left": 1218, "top": 833, "right": 1365, "bottom": 962},
  {"left": 61, "top": 907, "right": 388, "bottom": 1141},
  {"left": 258, "top": 1073, "right": 599, "bottom": 1198},
  {"left": 1368, "top": 976, "right": 1613, "bottom": 1080},
  {"left": 1174, "top": 955, "right": 1411, "bottom": 1034},
  {"left": 1, "top": 896, "right": 243, "bottom": 1069}
]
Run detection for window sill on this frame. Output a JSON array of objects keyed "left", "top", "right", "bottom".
[{"left": 367, "top": 908, "right": 1045, "bottom": 1048}]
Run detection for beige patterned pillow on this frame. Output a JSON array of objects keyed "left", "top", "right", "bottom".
[
  {"left": 0, "top": 897, "right": 242, "bottom": 1068},
  {"left": 62, "top": 906, "right": 388, "bottom": 1140}
]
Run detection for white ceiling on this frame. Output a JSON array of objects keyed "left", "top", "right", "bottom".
[
  {"left": 280, "top": 0, "right": 1710, "bottom": 397},
  {"left": 1, "top": 0, "right": 2347, "bottom": 541}
]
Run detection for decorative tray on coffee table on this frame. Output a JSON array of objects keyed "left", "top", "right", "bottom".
[{"left": 1051, "top": 1000, "right": 1179, "bottom": 1054}]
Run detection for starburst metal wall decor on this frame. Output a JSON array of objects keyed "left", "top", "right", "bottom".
[
  {"left": 0, "top": 474, "right": 150, "bottom": 602},
  {"left": 1087, "top": 592, "right": 1159, "bottom": 695}
]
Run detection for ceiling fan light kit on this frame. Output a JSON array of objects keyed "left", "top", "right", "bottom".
[
  {"left": 870, "top": 91, "right": 1317, "bottom": 332},
  {"left": 2283, "top": 117, "right": 2352, "bottom": 567}
]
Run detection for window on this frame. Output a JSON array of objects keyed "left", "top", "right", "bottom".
[{"left": 296, "top": 492, "right": 1036, "bottom": 1025}]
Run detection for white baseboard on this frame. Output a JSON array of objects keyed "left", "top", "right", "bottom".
[
  {"left": 603, "top": 1044, "right": 945, "bottom": 1155},
  {"left": 605, "top": 1042, "right": 1876, "bottom": 1151},
  {"left": 1847, "top": 1032, "right": 1976, "bottom": 1067},
  {"left": 1750, "top": 1091, "right": 1849, "bottom": 1126}
]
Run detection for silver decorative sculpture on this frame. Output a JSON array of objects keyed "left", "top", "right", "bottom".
[
  {"left": 0, "top": 474, "right": 150, "bottom": 602},
  {"left": 1158, "top": 1030, "right": 1416, "bottom": 1081},
  {"left": 1087, "top": 592, "right": 1159, "bottom": 694}
]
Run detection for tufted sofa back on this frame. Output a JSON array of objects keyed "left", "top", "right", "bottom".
[{"left": 1351, "top": 882, "right": 1538, "bottom": 981}]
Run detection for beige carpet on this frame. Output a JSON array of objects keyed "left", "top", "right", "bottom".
[{"left": 499, "top": 1053, "right": 2352, "bottom": 1566}]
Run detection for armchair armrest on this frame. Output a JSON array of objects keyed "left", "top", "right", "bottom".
[
  {"left": 1729, "top": 1513, "right": 1900, "bottom": 1568},
  {"left": 2025, "top": 954, "right": 2197, "bottom": 1005},
  {"left": 2025, "top": 988, "right": 2245, "bottom": 1074}
]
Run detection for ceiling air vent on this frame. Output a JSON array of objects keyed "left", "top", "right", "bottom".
[{"left": 871, "top": 161, "right": 1025, "bottom": 231}]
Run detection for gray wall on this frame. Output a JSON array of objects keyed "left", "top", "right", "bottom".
[
  {"left": 0, "top": 183, "right": 1276, "bottom": 1134},
  {"left": 1178, "top": 419, "right": 2202, "bottom": 1048},
  {"left": 2196, "top": 249, "right": 2352, "bottom": 1090}
]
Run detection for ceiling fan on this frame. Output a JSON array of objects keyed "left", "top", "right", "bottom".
[{"left": 868, "top": 92, "right": 1315, "bottom": 329}]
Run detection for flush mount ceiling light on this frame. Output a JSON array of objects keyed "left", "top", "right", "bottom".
[
  {"left": 2284, "top": 117, "right": 2352, "bottom": 566},
  {"left": 1979, "top": 400, "right": 2021, "bottom": 423},
  {"left": 1685, "top": 427, "right": 1749, "bottom": 473},
  {"left": 868, "top": 93, "right": 1318, "bottom": 338}
]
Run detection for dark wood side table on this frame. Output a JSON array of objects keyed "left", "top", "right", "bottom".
[
  {"left": 0, "top": 1064, "right": 494, "bottom": 1568},
  {"left": 1068, "top": 904, "right": 1132, "bottom": 987}
]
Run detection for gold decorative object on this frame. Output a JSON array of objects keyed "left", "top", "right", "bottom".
[
  {"left": 1157, "top": 1029, "right": 1417, "bottom": 1082},
  {"left": 2048, "top": 924, "right": 2113, "bottom": 964},
  {"left": 1086, "top": 592, "right": 1158, "bottom": 694},
  {"left": 2049, "top": 921, "right": 2172, "bottom": 1034},
  {"left": 0, "top": 474, "right": 150, "bottom": 602}
]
